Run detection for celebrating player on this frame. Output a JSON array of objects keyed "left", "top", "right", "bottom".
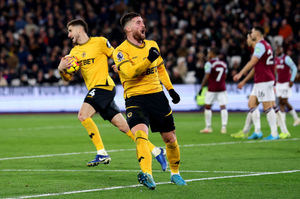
[
  {"left": 199, "top": 48, "right": 228, "bottom": 134},
  {"left": 57, "top": 18, "right": 167, "bottom": 170},
  {"left": 275, "top": 46, "right": 300, "bottom": 126},
  {"left": 112, "top": 12, "right": 186, "bottom": 190},
  {"left": 234, "top": 26, "right": 279, "bottom": 140}
]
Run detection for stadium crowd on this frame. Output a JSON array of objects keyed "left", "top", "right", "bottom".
[{"left": 0, "top": 0, "right": 299, "bottom": 86}]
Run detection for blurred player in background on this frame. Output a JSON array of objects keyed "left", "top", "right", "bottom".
[
  {"left": 199, "top": 48, "right": 228, "bottom": 134},
  {"left": 113, "top": 12, "right": 186, "bottom": 190},
  {"left": 275, "top": 46, "right": 300, "bottom": 127},
  {"left": 234, "top": 26, "right": 279, "bottom": 140},
  {"left": 58, "top": 18, "right": 167, "bottom": 170},
  {"left": 231, "top": 33, "right": 261, "bottom": 138}
]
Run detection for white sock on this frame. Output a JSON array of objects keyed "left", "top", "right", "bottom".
[
  {"left": 282, "top": 112, "right": 286, "bottom": 122},
  {"left": 243, "top": 112, "right": 252, "bottom": 133},
  {"left": 289, "top": 109, "right": 299, "bottom": 121},
  {"left": 97, "top": 149, "right": 108, "bottom": 155},
  {"left": 266, "top": 108, "right": 278, "bottom": 137},
  {"left": 276, "top": 111, "right": 289, "bottom": 133},
  {"left": 151, "top": 147, "right": 161, "bottom": 157},
  {"left": 204, "top": 109, "right": 212, "bottom": 129},
  {"left": 251, "top": 108, "right": 261, "bottom": 133},
  {"left": 220, "top": 109, "right": 228, "bottom": 127}
]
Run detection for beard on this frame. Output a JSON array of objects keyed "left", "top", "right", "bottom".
[{"left": 133, "top": 29, "right": 145, "bottom": 43}]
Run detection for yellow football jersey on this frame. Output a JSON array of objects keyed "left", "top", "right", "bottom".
[
  {"left": 113, "top": 39, "right": 173, "bottom": 98},
  {"left": 69, "top": 37, "right": 115, "bottom": 91}
]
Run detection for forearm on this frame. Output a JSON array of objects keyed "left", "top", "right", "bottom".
[
  {"left": 201, "top": 74, "right": 209, "bottom": 87},
  {"left": 158, "top": 64, "right": 173, "bottom": 90},
  {"left": 240, "top": 56, "right": 258, "bottom": 76},
  {"left": 242, "top": 68, "right": 255, "bottom": 84},
  {"left": 118, "top": 59, "right": 152, "bottom": 78}
]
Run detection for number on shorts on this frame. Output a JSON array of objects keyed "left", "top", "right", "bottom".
[
  {"left": 89, "top": 89, "right": 96, "bottom": 97},
  {"left": 215, "top": 67, "right": 224, "bottom": 82},
  {"left": 266, "top": 49, "right": 274, "bottom": 65}
]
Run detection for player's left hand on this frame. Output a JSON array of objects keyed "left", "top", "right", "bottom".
[
  {"left": 112, "top": 64, "right": 118, "bottom": 73},
  {"left": 289, "top": 81, "right": 293, "bottom": 87},
  {"left": 168, "top": 89, "right": 180, "bottom": 104},
  {"left": 233, "top": 73, "right": 242, "bottom": 82},
  {"left": 198, "top": 89, "right": 203, "bottom": 95}
]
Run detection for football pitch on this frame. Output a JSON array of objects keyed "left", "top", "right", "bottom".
[{"left": 0, "top": 113, "right": 299, "bottom": 199}]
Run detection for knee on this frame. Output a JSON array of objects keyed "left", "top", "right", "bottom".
[
  {"left": 78, "top": 113, "right": 88, "bottom": 122},
  {"left": 161, "top": 131, "right": 177, "bottom": 143},
  {"left": 220, "top": 105, "right": 226, "bottom": 110},
  {"left": 205, "top": 105, "right": 211, "bottom": 110}
]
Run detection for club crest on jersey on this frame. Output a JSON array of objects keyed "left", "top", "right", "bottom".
[
  {"left": 82, "top": 52, "right": 86, "bottom": 58},
  {"left": 117, "top": 52, "right": 124, "bottom": 62},
  {"left": 106, "top": 40, "right": 112, "bottom": 48}
]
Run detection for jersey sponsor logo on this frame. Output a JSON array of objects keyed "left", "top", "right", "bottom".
[
  {"left": 141, "top": 66, "right": 157, "bottom": 76},
  {"left": 276, "top": 64, "right": 284, "bottom": 69},
  {"left": 78, "top": 58, "right": 95, "bottom": 66},
  {"left": 106, "top": 40, "right": 111, "bottom": 48},
  {"left": 117, "top": 52, "right": 124, "bottom": 62}
]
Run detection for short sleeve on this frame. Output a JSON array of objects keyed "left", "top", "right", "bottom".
[{"left": 253, "top": 42, "right": 266, "bottom": 59}]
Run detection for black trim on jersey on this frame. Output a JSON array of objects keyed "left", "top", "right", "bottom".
[
  {"left": 95, "top": 79, "right": 109, "bottom": 87},
  {"left": 126, "top": 39, "right": 146, "bottom": 49}
]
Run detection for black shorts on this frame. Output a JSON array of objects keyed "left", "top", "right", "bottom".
[
  {"left": 84, "top": 87, "right": 120, "bottom": 121},
  {"left": 125, "top": 91, "right": 175, "bottom": 133}
]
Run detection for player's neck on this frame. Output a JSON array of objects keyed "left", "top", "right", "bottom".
[
  {"left": 127, "top": 35, "right": 143, "bottom": 47},
  {"left": 78, "top": 33, "right": 90, "bottom": 45}
]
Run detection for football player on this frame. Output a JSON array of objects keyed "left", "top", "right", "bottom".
[
  {"left": 275, "top": 46, "right": 299, "bottom": 127},
  {"left": 112, "top": 12, "right": 186, "bottom": 189},
  {"left": 234, "top": 26, "right": 279, "bottom": 140},
  {"left": 199, "top": 48, "right": 228, "bottom": 134}
]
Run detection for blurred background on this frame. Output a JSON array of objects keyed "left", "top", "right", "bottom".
[{"left": 0, "top": 0, "right": 299, "bottom": 112}]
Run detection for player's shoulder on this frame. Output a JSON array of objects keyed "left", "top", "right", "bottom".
[{"left": 145, "top": 39, "right": 158, "bottom": 47}]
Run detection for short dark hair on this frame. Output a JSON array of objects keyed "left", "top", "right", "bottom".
[
  {"left": 209, "top": 47, "right": 219, "bottom": 56},
  {"left": 253, "top": 26, "right": 264, "bottom": 35},
  {"left": 120, "top": 12, "right": 141, "bottom": 29},
  {"left": 67, "top": 18, "right": 88, "bottom": 33}
]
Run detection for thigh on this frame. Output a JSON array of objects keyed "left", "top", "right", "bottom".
[
  {"left": 125, "top": 98, "right": 150, "bottom": 130},
  {"left": 147, "top": 92, "right": 175, "bottom": 133},
  {"left": 205, "top": 91, "right": 216, "bottom": 105},
  {"left": 78, "top": 102, "right": 96, "bottom": 120},
  {"left": 217, "top": 91, "right": 228, "bottom": 106},
  {"left": 253, "top": 82, "right": 275, "bottom": 102}
]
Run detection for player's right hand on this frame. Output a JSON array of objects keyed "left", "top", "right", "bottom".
[{"left": 147, "top": 47, "right": 160, "bottom": 62}]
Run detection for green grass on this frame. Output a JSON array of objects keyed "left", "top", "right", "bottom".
[{"left": 0, "top": 113, "right": 300, "bottom": 199}]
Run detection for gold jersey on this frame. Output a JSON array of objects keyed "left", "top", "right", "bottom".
[
  {"left": 113, "top": 39, "right": 173, "bottom": 99},
  {"left": 69, "top": 37, "right": 115, "bottom": 91}
]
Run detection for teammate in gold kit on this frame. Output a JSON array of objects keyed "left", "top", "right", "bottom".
[
  {"left": 113, "top": 13, "right": 186, "bottom": 189},
  {"left": 58, "top": 19, "right": 167, "bottom": 170}
]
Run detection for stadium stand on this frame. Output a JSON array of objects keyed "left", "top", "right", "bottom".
[{"left": 0, "top": 0, "right": 299, "bottom": 86}]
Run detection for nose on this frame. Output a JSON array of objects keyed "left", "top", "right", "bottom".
[{"left": 68, "top": 33, "right": 71, "bottom": 38}]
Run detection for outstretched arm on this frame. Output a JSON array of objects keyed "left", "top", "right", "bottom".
[{"left": 237, "top": 68, "right": 255, "bottom": 89}]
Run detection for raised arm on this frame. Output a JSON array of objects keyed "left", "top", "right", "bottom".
[{"left": 113, "top": 47, "right": 159, "bottom": 79}]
